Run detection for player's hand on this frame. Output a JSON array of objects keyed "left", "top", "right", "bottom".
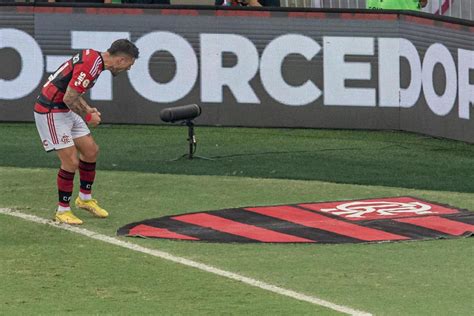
[
  {"left": 420, "top": 0, "right": 428, "bottom": 8},
  {"left": 90, "top": 107, "right": 101, "bottom": 116},
  {"left": 86, "top": 112, "right": 101, "bottom": 127}
]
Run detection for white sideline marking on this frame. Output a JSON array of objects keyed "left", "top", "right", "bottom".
[{"left": 0, "top": 208, "right": 371, "bottom": 316}]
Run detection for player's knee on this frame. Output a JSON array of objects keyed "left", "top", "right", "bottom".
[
  {"left": 62, "top": 156, "right": 79, "bottom": 171},
  {"left": 83, "top": 143, "right": 99, "bottom": 161},
  {"left": 91, "top": 143, "right": 99, "bottom": 159},
  {"left": 71, "top": 159, "right": 80, "bottom": 171}
]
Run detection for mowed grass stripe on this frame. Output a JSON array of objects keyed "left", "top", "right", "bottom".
[
  {"left": 0, "top": 208, "right": 371, "bottom": 316},
  {"left": 2, "top": 123, "right": 474, "bottom": 192}
]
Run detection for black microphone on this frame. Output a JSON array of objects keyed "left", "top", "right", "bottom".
[{"left": 159, "top": 104, "right": 202, "bottom": 123}]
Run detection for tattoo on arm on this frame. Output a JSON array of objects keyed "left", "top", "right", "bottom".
[
  {"left": 79, "top": 96, "right": 92, "bottom": 111},
  {"left": 63, "top": 87, "right": 91, "bottom": 117}
]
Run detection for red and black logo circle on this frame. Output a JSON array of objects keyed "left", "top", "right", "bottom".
[{"left": 118, "top": 197, "right": 474, "bottom": 243}]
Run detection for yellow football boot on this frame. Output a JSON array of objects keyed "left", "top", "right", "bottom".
[
  {"left": 75, "top": 197, "right": 109, "bottom": 218},
  {"left": 54, "top": 211, "right": 83, "bottom": 225}
]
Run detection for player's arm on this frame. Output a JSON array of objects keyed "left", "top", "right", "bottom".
[
  {"left": 78, "top": 95, "right": 96, "bottom": 113},
  {"left": 63, "top": 87, "right": 90, "bottom": 116},
  {"left": 63, "top": 87, "right": 101, "bottom": 126},
  {"left": 79, "top": 96, "right": 102, "bottom": 117}
]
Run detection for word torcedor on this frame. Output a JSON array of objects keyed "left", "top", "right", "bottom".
[{"left": 1, "top": 29, "right": 473, "bottom": 119}]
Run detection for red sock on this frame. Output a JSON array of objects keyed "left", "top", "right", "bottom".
[
  {"left": 57, "top": 169, "right": 75, "bottom": 208},
  {"left": 79, "top": 160, "right": 96, "bottom": 196}
]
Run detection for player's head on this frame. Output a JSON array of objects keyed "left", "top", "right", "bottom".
[{"left": 107, "top": 39, "right": 139, "bottom": 77}]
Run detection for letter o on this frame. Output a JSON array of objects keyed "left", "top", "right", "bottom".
[
  {"left": 422, "top": 43, "right": 457, "bottom": 116},
  {"left": 0, "top": 29, "right": 44, "bottom": 100},
  {"left": 128, "top": 32, "right": 198, "bottom": 103}
]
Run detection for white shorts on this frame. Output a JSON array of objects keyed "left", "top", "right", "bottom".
[{"left": 34, "top": 111, "right": 90, "bottom": 152}]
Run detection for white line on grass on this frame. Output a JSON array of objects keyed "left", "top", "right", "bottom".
[{"left": 0, "top": 208, "right": 371, "bottom": 316}]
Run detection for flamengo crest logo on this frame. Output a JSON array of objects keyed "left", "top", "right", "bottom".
[
  {"left": 301, "top": 197, "right": 459, "bottom": 221},
  {"left": 60, "top": 134, "right": 71, "bottom": 144},
  {"left": 317, "top": 200, "right": 435, "bottom": 220},
  {"left": 118, "top": 197, "right": 474, "bottom": 244}
]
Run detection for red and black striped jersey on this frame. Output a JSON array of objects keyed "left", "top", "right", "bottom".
[{"left": 36, "top": 49, "right": 104, "bottom": 111}]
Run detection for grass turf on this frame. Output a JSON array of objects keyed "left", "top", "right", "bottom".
[
  {"left": 1, "top": 123, "right": 473, "bottom": 192},
  {"left": 0, "top": 214, "right": 328, "bottom": 315},
  {"left": 0, "top": 123, "right": 473, "bottom": 315}
]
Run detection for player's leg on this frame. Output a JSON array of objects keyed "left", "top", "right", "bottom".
[
  {"left": 55, "top": 146, "right": 82, "bottom": 219},
  {"left": 34, "top": 111, "right": 83, "bottom": 224},
  {"left": 71, "top": 115, "right": 108, "bottom": 218},
  {"left": 74, "top": 134, "right": 99, "bottom": 201}
]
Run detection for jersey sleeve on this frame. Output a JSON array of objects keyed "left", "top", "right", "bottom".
[{"left": 68, "top": 55, "right": 99, "bottom": 94}]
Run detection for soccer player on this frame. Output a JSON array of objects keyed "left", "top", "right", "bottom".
[{"left": 34, "top": 39, "right": 139, "bottom": 225}]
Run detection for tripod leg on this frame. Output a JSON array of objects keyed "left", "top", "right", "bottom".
[
  {"left": 188, "top": 121, "right": 195, "bottom": 159},
  {"left": 170, "top": 120, "right": 213, "bottom": 161}
]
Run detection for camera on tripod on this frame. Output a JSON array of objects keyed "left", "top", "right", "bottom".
[{"left": 159, "top": 104, "right": 211, "bottom": 160}]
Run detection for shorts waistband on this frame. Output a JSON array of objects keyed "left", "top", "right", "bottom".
[{"left": 34, "top": 103, "right": 70, "bottom": 114}]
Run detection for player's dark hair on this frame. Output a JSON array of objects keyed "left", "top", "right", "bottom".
[{"left": 107, "top": 39, "right": 139, "bottom": 59}]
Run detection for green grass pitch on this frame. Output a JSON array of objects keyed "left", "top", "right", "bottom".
[{"left": 0, "top": 123, "right": 473, "bottom": 315}]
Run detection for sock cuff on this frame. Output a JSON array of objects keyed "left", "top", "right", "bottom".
[
  {"left": 58, "top": 201, "right": 70, "bottom": 208},
  {"left": 79, "top": 160, "right": 96, "bottom": 171},
  {"left": 58, "top": 169, "right": 75, "bottom": 180}
]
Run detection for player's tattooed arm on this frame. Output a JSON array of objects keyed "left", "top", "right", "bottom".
[
  {"left": 63, "top": 87, "right": 91, "bottom": 117},
  {"left": 79, "top": 96, "right": 95, "bottom": 114}
]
